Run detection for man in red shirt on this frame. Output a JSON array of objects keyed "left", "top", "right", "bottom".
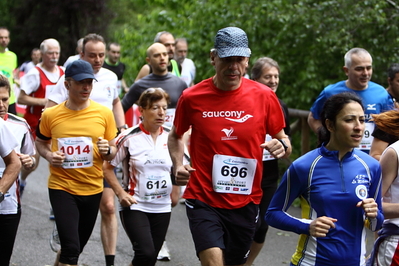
[{"left": 168, "top": 27, "right": 291, "bottom": 266}]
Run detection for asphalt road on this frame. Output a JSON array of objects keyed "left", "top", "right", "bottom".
[{"left": 10, "top": 157, "right": 375, "bottom": 266}]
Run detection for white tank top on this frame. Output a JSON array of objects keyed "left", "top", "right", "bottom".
[{"left": 383, "top": 140, "right": 399, "bottom": 226}]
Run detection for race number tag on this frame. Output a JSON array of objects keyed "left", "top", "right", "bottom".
[
  {"left": 212, "top": 154, "right": 257, "bottom": 195},
  {"left": 164, "top": 108, "right": 176, "bottom": 128},
  {"left": 263, "top": 134, "right": 277, "bottom": 161},
  {"left": 138, "top": 174, "right": 171, "bottom": 202},
  {"left": 58, "top": 137, "right": 93, "bottom": 169},
  {"left": 358, "top": 123, "right": 374, "bottom": 151}
]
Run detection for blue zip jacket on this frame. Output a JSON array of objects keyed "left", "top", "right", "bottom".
[{"left": 266, "top": 144, "right": 383, "bottom": 266}]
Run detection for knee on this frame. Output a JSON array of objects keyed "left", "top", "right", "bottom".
[
  {"left": 101, "top": 201, "right": 115, "bottom": 215},
  {"left": 100, "top": 194, "right": 116, "bottom": 216}
]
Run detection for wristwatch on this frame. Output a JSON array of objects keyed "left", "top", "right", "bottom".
[
  {"left": 278, "top": 139, "right": 288, "bottom": 152},
  {"left": 118, "top": 124, "right": 128, "bottom": 130},
  {"left": 117, "top": 124, "right": 129, "bottom": 134},
  {"left": 0, "top": 191, "right": 4, "bottom": 203}
]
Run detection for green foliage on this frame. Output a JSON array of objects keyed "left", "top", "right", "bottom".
[
  {"left": 110, "top": 0, "right": 399, "bottom": 113},
  {"left": 0, "top": 0, "right": 114, "bottom": 63},
  {"left": 1, "top": 0, "right": 397, "bottom": 158}
]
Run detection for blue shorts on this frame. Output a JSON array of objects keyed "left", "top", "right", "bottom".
[
  {"left": 185, "top": 199, "right": 258, "bottom": 265},
  {"left": 103, "top": 178, "right": 111, "bottom": 188}
]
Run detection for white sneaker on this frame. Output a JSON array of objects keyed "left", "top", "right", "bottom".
[
  {"left": 157, "top": 241, "right": 171, "bottom": 261},
  {"left": 49, "top": 223, "right": 60, "bottom": 253}
]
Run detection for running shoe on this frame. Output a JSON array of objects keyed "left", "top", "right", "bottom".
[
  {"left": 19, "top": 182, "right": 26, "bottom": 197},
  {"left": 157, "top": 241, "right": 171, "bottom": 261},
  {"left": 49, "top": 223, "right": 60, "bottom": 253},
  {"left": 49, "top": 208, "right": 55, "bottom": 220}
]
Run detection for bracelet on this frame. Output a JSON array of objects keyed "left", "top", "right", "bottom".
[
  {"left": 30, "top": 155, "right": 36, "bottom": 168},
  {"left": 106, "top": 146, "right": 111, "bottom": 156}
]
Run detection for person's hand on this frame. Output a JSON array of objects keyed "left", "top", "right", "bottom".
[
  {"left": 357, "top": 198, "right": 378, "bottom": 218},
  {"left": 18, "top": 153, "right": 35, "bottom": 169},
  {"left": 174, "top": 164, "right": 195, "bottom": 186},
  {"left": 260, "top": 139, "right": 285, "bottom": 159},
  {"left": 309, "top": 216, "right": 337, "bottom": 237},
  {"left": 118, "top": 191, "right": 137, "bottom": 207},
  {"left": 97, "top": 137, "right": 110, "bottom": 156},
  {"left": 46, "top": 151, "right": 65, "bottom": 167}
]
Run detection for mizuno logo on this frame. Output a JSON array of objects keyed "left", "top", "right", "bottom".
[{"left": 366, "top": 104, "right": 376, "bottom": 110}]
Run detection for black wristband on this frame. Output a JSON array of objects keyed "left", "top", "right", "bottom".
[
  {"left": 277, "top": 139, "right": 288, "bottom": 152},
  {"left": 106, "top": 146, "right": 111, "bottom": 156}
]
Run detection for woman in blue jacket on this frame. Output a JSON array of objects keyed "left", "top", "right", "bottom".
[{"left": 266, "top": 92, "right": 383, "bottom": 266}]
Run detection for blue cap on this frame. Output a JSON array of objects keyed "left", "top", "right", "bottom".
[
  {"left": 65, "top": 60, "right": 97, "bottom": 81},
  {"left": 214, "top": 27, "right": 251, "bottom": 58}
]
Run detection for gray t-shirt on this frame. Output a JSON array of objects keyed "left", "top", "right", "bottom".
[{"left": 122, "top": 73, "right": 187, "bottom": 112}]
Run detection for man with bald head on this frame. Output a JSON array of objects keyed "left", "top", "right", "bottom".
[
  {"left": 135, "top": 31, "right": 182, "bottom": 81},
  {"left": 18, "top": 38, "right": 63, "bottom": 138},
  {"left": 122, "top": 42, "right": 187, "bottom": 126}
]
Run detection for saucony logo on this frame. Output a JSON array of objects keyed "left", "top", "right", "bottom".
[
  {"left": 225, "top": 114, "right": 253, "bottom": 123},
  {"left": 221, "top": 127, "right": 234, "bottom": 137}
]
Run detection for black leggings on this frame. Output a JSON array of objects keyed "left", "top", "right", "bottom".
[
  {"left": 253, "top": 160, "right": 279, "bottom": 243},
  {"left": 49, "top": 189, "right": 102, "bottom": 265},
  {"left": 0, "top": 210, "right": 21, "bottom": 265},
  {"left": 120, "top": 209, "right": 171, "bottom": 266}
]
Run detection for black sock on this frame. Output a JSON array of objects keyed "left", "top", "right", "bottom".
[{"left": 105, "top": 255, "right": 115, "bottom": 266}]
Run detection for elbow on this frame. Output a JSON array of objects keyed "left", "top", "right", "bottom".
[
  {"left": 308, "top": 115, "right": 320, "bottom": 134},
  {"left": 7, "top": 152, "right": 22, "bottom": 175},
  {"left": 264, "top": 210, "right": 275, "bottom": 227},
  {"left": 14, "top": 157, "right": 22, "bottom": 171},
  {"left": 122, "top": 104, "right": 128, "bottom": 113},
  {"left": 369, "top": 152, "right": 381, "bottom": 161},
  {"left": 17, "top": 94, "right": 26, "bottom": 105}
]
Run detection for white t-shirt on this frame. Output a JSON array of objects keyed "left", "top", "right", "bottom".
[
  {"left": 111, "top": 125, "right": 189, "bottom": 213},
  {"left": 47, "top": 67, "right": 118, "bottom": 110},
  {"left": 63, "top": 54, "right": 81, "bottom": 68},
  {"left": 20, "top": 64, "right": 64, "bottom": 94},
  {"left": 0, "top": 118, "right": 21, "bottom": 215},
  {"left": 0, "top": 114, "right": 35, "bottom": 214},
  {"left": 0, "top": 118, "right": 18, "bottom": 158},
  {"left": 19, "top": 61, "right": 36, "bottom": 74},
  {"left": 180, "top": 58, "right": 196, "bottom": 87}
]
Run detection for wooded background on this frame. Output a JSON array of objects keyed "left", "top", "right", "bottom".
[{"left": 1, "top": 0, "right": 398, "bottom": 153}]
